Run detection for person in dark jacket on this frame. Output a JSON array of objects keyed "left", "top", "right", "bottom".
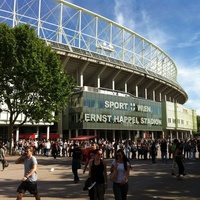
[
  {"left": 151, "top": 141, "right": 157, "bottom": 164},
  {"left": 71, "top": 144, "right": 83, "bottom": 183},
  {"left": 175, "top": 142, "right": 187, "bottom": 180}
]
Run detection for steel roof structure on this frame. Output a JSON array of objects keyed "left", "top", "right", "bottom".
[{"left": 0, "top": 0, "right": 188, "bottom": 104}]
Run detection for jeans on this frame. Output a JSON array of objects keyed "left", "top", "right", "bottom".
[
  {"left": 161, "top": 151, "right": 167, "bottom": 163},
  {"left": 113, "top": 182, "right": 128, "bottom": 200},
  {"left": 89, "top": 183, "right": 105, "bottom": 200}
]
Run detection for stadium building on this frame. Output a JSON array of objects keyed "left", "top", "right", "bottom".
[{"left": 0, "top": 0, "right": 197, "bottom": 142}]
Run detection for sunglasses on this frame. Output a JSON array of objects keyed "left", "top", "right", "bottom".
[{"left": 117, "top": 154, "right": 122, "bottom": 157}]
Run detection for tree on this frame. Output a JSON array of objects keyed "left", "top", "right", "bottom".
[{"left": 0, "top": 23, "right": 76, "bottom": 154}]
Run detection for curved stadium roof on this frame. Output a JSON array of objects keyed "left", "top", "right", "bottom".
[{"left": 0, "top": 0, "right": 188, "bottom": 103}]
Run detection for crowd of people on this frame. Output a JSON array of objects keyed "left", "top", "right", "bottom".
[
  {"left": 6, "top": 137, "right": 200, "bottom": 162},
  {"left": 1, "top": 137, "right": 200, "bottom": 199}
]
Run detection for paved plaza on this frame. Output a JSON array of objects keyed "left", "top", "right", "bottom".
[{"left": 0, "top": 155, "right": 200, "bottom": 200}]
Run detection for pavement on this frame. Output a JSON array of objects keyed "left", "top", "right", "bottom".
[{"left": 0, "top": 154, "right": 200, "bottom": 200}]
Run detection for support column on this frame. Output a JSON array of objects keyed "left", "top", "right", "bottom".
[
  {"left": 181, "top": 132, "right": 184, "bottom": 139},
  {"left": 176, "top": 131, "right": 179, "bottom": 139},
  {"left": 127, "top": 130, "right": 131, "bottom": 140},
  {"left": 153, "top": 90, "right": 155, "bottom": 101},
  {"left": 143, "top": 132, "right": 146, "bottom": 139},
  {"left": 152, "top": 132, "right": 154, "bottom": 140},
  {"left": 159, "top": 92, "right": 162, "bottom": 101},
  {"left": 68, "top": 130, "right": 71, "bottom": 139},
  {"left": 145, "top": 88, "right": 148, "bottom": 99},
  {"left": 105, "top": 130, "right": 107, "bottom": 140},
  {"left": 76, "top": 129, "right": 79, "bottom": 137},
  {"left": 47, "top": 126, "right": 50, "bottom": 140},
  {"left": 80, "top": 74, "right": 84, "bottom": 87},
  {"left": 112, "top": 80, "right": 115, "bottom": 90},
  {"left": 57, "top": 112, "right": 63, "bottom": 139},
  {"left": 36, "top": 127, "right": 39, "bottom": 139},
  {"left": 162, "top": 131, "right": 165, "bottom": 139},
  {"left": 98, "top": 77, "right": 100, "bottom": 88},
  {"left": 120, "top": 131, "right": 123, "bottom": 140},
  {"left": 125, "top": 83, "right": 127, "bottom": 93},
  {"left": 135, "top": 85, "right": 138, "bottom": 97},
  {"left": 112, "top": 130, "right": 115, "bottom": 141},
  {"left": 190, "top": 130, "right": 193, "bottom": 138},
  {"left": 170, "top": 131, "right": 172, "bottom": 141},
  {"left": 16, "top": 128, "right": 19, "bottom": 142}
]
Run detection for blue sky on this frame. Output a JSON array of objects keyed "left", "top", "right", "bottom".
[{"left": 69, "top": 0, "right": 200, "bottom": 115}]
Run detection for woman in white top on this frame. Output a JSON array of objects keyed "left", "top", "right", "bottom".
[{"left": 110, "top": 149, "right": 131, "bottom": 200}]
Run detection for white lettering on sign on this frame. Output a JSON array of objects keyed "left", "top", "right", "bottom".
[
  {"left": 84, "top": 114, "right": 161, "bottom": 126},
  {"left": 104, "top": 101, "right": 152, "bottom": 112},
  {"left": 137, "top": 105, "right": 151, "bottom": 112},
  {"left": 105, "top": 101, "right": 129, "bottom": 110},
  {"left": 84, "top": 114, "right": 112, "bottom": 123}
]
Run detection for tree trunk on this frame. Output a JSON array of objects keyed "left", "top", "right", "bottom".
[{"left": 8, "top": 122, "right": 14, "bottom": 155}]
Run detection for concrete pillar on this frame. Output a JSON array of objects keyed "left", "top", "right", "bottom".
[
  {"left": 176, "top": 131, "right": 179, "bottom": 139},
  {"left": 98, "top": 77, "right": 100, "bottom": 88},
  {"left": 113, "top": 130, "right": 115, "bottom": 141},
  {"left": 125, "top": 83, "right": 127, "bottom": 93},
  {"left": 80, "top": 74, "right": 83, "bottom": 87},
  {"left": 128, "top": 130, "right": 131, "bottom": 140},
  {"left": 47, "top": 126, "right": 50, "bottom": 140},
  {"left": 69, "top": 130, "right": 71, "bottom": 139},
  {"left": 170, "top": 131, "right": 173, "bottom": 141},
  {"left": 153, "top": 90, "right": 155, "bottom": 101},
  {"left": 145, "top": 88, "right": 148, "bottom": 99},
  {"left": 16, "top": 128, "right": 19, "bottom": 142},
  {"left": 105, "top": 130, "right": 107, "bottom": 140},
  {"left": 36, "top": 127, "right": 39, "bottom": 139},
  {"left": 112, "top": 80, "right": 115, "bottom": 90},
  {"left": 152, "top": 132, "right": 154, "bottom": 140},
  {"left": 181, "top": 132, "right": 184, "bottom": 139},
  {"left": 136, "top": 85, "right": 138, "bottom": 97},
  {"left": 76, "top": 129, "right": 78, "bottom": 137}
]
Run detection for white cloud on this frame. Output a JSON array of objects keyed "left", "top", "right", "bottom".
[
  {"left": 113, "top": 0, "right": 200, "bottom": 115},
  {"left": 177, "top": 62, "right": 200, "bottom": 115},
  {"left": 113, "top": 1, "right": 173, "bottom": 52}
]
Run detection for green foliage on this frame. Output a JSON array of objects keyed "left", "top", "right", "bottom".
[{"left": 0, "top": 23, "right": 76, "bottom": 125}]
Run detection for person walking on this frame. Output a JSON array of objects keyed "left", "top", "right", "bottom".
[
  {"left": 0, "top": 141, "right": 6, "bottom": 171},
  {"left": 71, "top": 144, "right": 83, "bottom": 183},
  {"left": 15, "top": 146, "right": 41, "bottom": 200},
  {"left": 160, "top": 139, "right": 167, "bottom": 163},
  {"left": 51, "top": 141, "right": 59, "bottom": 159},
  {"left": 110, "top": 148, "right": 131, "bottom": 200},
  {"left": 175, "top": 141, "right": 187, "bottom": 180},
  {"left": 171, "top": 139, "right": 178, "bottom": 175},
  {"left": 83, "top": 142, "right": 97, "bottom": 174},
  {"left": 88, "top": 148, "right": 107, "bottom": 200},
  {"left": 150, "top": 141, "right": 157, "bottom": 164}
]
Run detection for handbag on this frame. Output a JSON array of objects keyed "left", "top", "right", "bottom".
[
  {"left": 109, "top": 169, "right": 117, "bottom": 182},
  {"left": 3, "top": 159, "right": 9, "bottom": 168},
  {"left": 83, "top": 177, "right": 92, "bottom": 191}
]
